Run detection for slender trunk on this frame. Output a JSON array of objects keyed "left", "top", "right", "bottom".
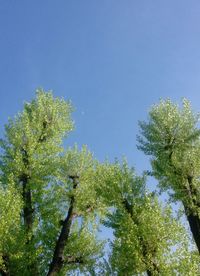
[
  {"left": 21, "top": 174, "right": 39, "bottom": 275},
  {"left": 47, "top": 176, "right": 78, "bottom": 276},
  {"left": 20, "top": 149, "right": 38, "bottom": 275},
  {"left": 183, "top": 176, "right": 200, "bottom": 253},
  {"left": 20, "top": 149, "right": 33, "bottom": 232},
  {"left": 184, "top": 206, "right": 200, "bottom": 253}
]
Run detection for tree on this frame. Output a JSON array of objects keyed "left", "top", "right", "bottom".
[
  {"left": 94, "top": 161, "right": 199, "bottom": 275},
  {"left": 137, "top": 99, "right": 200, "bottom": 253},
  {"left": 1, "top": 91, "right": 199, "bottom": 275},
  {"left": 0, "top": 90, "right": 103, "bottom": 275}
]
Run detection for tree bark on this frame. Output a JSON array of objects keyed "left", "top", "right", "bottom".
[
  {"left": 184, "top": 176, "right": 200, "bottom": 253},
  {"left": 20, "top": 148, "right": 33, "bottom": 232},
  {"left": 20, "top": 149, "right": 38, "bottom": 275},
  {"left": 185, "top": 206, "right": 200, "bottom": 253},
  {"left": 47, "top": 176, "right": 78, "bottom": 276}
]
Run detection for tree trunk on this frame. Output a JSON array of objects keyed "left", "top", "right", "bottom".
[
  {"left": 185, "top": 206, "right": 200, "bottom": 253},
  {"left": 47, "top": 176, "right": 78, "bottom": 276},
  {"left": 20, "top": 148, "right": 33, "bottom": 233},
  {"left": 183, "top": 176, "right": 200, "bottom": 253},
  {"left": 20, "top": 148, "right": 38, "bottom": 275}
]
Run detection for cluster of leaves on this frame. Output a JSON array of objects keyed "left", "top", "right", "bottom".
[
  {"left": 0, "top": 91, "right": 199, "bottom": 275},
  {"left": 137, "top": 99, "right": 200, "bottom": 254},
  {"left": 137, "top": 99, "right": 200, "bottom": 205}
]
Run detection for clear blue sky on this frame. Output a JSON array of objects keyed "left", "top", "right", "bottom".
[{"left": 1, "top": 1, "right": 200, "bottom": 183}]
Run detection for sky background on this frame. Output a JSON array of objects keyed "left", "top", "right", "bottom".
[{"left": 1, "top": 0, "right": 200, "bottom": 191}]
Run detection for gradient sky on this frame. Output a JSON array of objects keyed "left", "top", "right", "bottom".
[{"left": 1, "top": 1, "right": 200, "bottom": 191}]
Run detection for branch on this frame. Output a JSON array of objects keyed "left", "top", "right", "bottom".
[{"left": 64, "top": 255, "right": 84, "bottom": 265}]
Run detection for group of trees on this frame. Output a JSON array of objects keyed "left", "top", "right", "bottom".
[{"left": 0, "top": 90, "right": 199, "bottom": 275}]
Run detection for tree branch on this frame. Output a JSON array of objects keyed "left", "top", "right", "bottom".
[{"left": 64, "top": 256, "right": 84, "bottom": 265}]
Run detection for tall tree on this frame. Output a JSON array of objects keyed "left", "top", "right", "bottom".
[
  {"left": 0, "top": 91, "right": 103, "bottom": 275},
  {"left": 95, "top": 161, "right": 199, "bottom": 275},
  {"left": 137, "top": 99, "right": 200, "bottom": 253},
  {"left": 46, "top": 146, "right": 104, "bottom": 276}
]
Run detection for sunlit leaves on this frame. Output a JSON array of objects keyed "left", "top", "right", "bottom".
[
  {"left": 1, "top": 92, "right": 199, "bottom": 275},
  {"left": 96, "top": 162, "right": 200, "bottom": 275},
  {"left": 0, "top": 180, "right": 25, "bottom": 273},
  {"left": 0, "top": 90, "right": 104, "bottom": 275},
  {"left": 137, "top": 99, "right": 200, "bottom": 208}
]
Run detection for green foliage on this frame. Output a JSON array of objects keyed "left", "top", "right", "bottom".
[
  {"left": 0, "top": 90, "right": 103, "bottom": 275},
  {"left": 1, "top": 89, "right": 73, "bottom": 184},
  {"left": 95, "top": 161, "right": 200, "bottom": 275},
  {"left": 137, "top": 99, "right": 200, "bottom": 209},
  {"left": 0, "top": 92, "right": 199, "bottom": 275},
  {"left": 137, "top": 98, "right": 200, "bottom": 262},
  {"left": 0, "top": 180, "right": 24, "bottom": 273}
]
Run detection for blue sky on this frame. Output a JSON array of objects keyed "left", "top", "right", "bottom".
[{"left": 1, "top": 0, "right": 200, "bottom": 186}]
